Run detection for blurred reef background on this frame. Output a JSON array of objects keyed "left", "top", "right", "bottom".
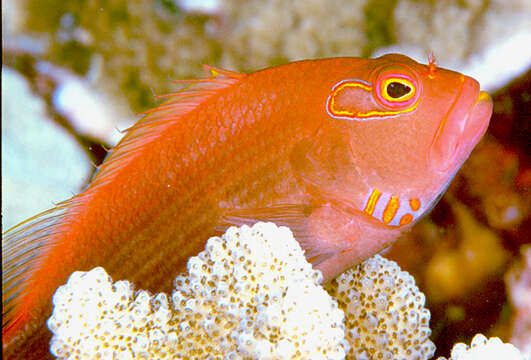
[{"left": 2, "top": 0, "right": 530, "bottom": 358}]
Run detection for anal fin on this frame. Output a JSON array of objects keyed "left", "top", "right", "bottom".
[{"left": 218, "top": 204, "right": 311, "bottom": 238}]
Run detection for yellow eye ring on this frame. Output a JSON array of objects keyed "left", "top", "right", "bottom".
[{"left": 380, "top": 77, "right": 415, "bottom": 103}]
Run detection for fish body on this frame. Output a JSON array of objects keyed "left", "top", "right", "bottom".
[{"left": 2, "top": 54, "right": 492, "bottom": 359}]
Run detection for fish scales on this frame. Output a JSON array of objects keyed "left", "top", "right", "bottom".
[{"left": 3, "top": 55, "right": 492, "bottom": 359}]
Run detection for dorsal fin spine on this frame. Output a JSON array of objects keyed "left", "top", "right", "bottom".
[{"left": 89, "top": 67, "right": 245, "bottom": 190}]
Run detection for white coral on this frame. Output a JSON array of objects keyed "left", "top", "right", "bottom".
[
  {"left": 47, "top": 222, "right": 348, "bottom": 359},
  {"left": 48, "top": 222, "right": 444, "bottom": 360},
  {"left": 437, "top": 334, "right": 526, "bottom": 360},
  {"left": 325, "top": 254, "right": 435, "bottom": 360}
]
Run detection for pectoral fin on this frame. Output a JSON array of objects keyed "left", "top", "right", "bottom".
[
  {"left": 218, "top": 204, "right": 347, "bottom": 267},
  {"left": 290, "top": 129, "right": 360, "bottom": 201}
]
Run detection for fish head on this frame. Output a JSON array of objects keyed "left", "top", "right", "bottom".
[{"left": 325, "top": 53, "right": 492, "bottom": 227}]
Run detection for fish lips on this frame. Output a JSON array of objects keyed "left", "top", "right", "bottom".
[{"left": 429, "top": 77, "right": 493, "bottom": 173}]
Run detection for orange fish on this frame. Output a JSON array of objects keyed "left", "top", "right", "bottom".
[{"left": 2, "top": 54, "right": 492, "bottom": 359}]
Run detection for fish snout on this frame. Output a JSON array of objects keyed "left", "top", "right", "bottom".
[{"left": 429, "top": 76, "right": 493, "bottom": 172}]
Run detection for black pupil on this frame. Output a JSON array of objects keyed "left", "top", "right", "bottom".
[{"left": 387, "top": 82, "right": 411, "bottom": 99}]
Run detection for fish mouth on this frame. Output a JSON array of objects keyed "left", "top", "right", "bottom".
[{"left": 429, "top": 76, "right": 493, "bottom": 172}]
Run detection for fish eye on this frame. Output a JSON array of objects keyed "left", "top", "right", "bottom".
[
  {"left": 380, "top": 77, "right": 415, "bottom": 103},
  {"left": 386, "top": 81, "right": 411, "bottom": 99},
  {"left": 374, "top": 73, "right": 418, "bottom": 109}
]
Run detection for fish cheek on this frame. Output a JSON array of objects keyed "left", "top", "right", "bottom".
[{"left": 289, "top": 125, "right": 363, "bottom": 204}]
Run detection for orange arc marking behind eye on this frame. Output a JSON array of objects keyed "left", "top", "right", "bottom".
[
  {"left": 382, "top": 196, "right": 399, "bottom": 224},
  {"left": 327, "top": 81, "right": 371, "bottom": 118},
  {"left": 353, "top": 102, "right": 419, "bottom": 119},
  {"left": 363, "top": 189, "right": 382, "bottom": 216},
  {"left": 336, "top": 81, "right": 372, "bottom": 92},
  {"left": 409, "top": 198, "right": 421, "bottom": 211},
  {"left": 327, "top": 79, "right": 420, "bottom": 120}
]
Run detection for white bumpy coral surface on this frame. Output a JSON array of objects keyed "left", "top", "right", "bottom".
[
  {"left": 437, "top": 334, "right": 526, "bottom": 360},
  {"left": 47, "top": 222, "right": 348, "bottom": 359},
  {"left": 325, "top": 254, "right": 436, "bottom": 360}
]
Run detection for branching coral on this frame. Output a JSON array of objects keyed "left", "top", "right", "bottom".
[
  {"left": 436, "top": 334, "right": 525, "bottom": 360},
  {"left": 326, "top": 255, "right": 435, "bottom": 360},
  {"left": 47, "top": 223, "right": 348, "bottom": 359}
]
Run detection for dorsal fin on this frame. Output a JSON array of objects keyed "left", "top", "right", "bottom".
[{"left": 88, "top": 66, "right": 245, "bottom": 190}]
